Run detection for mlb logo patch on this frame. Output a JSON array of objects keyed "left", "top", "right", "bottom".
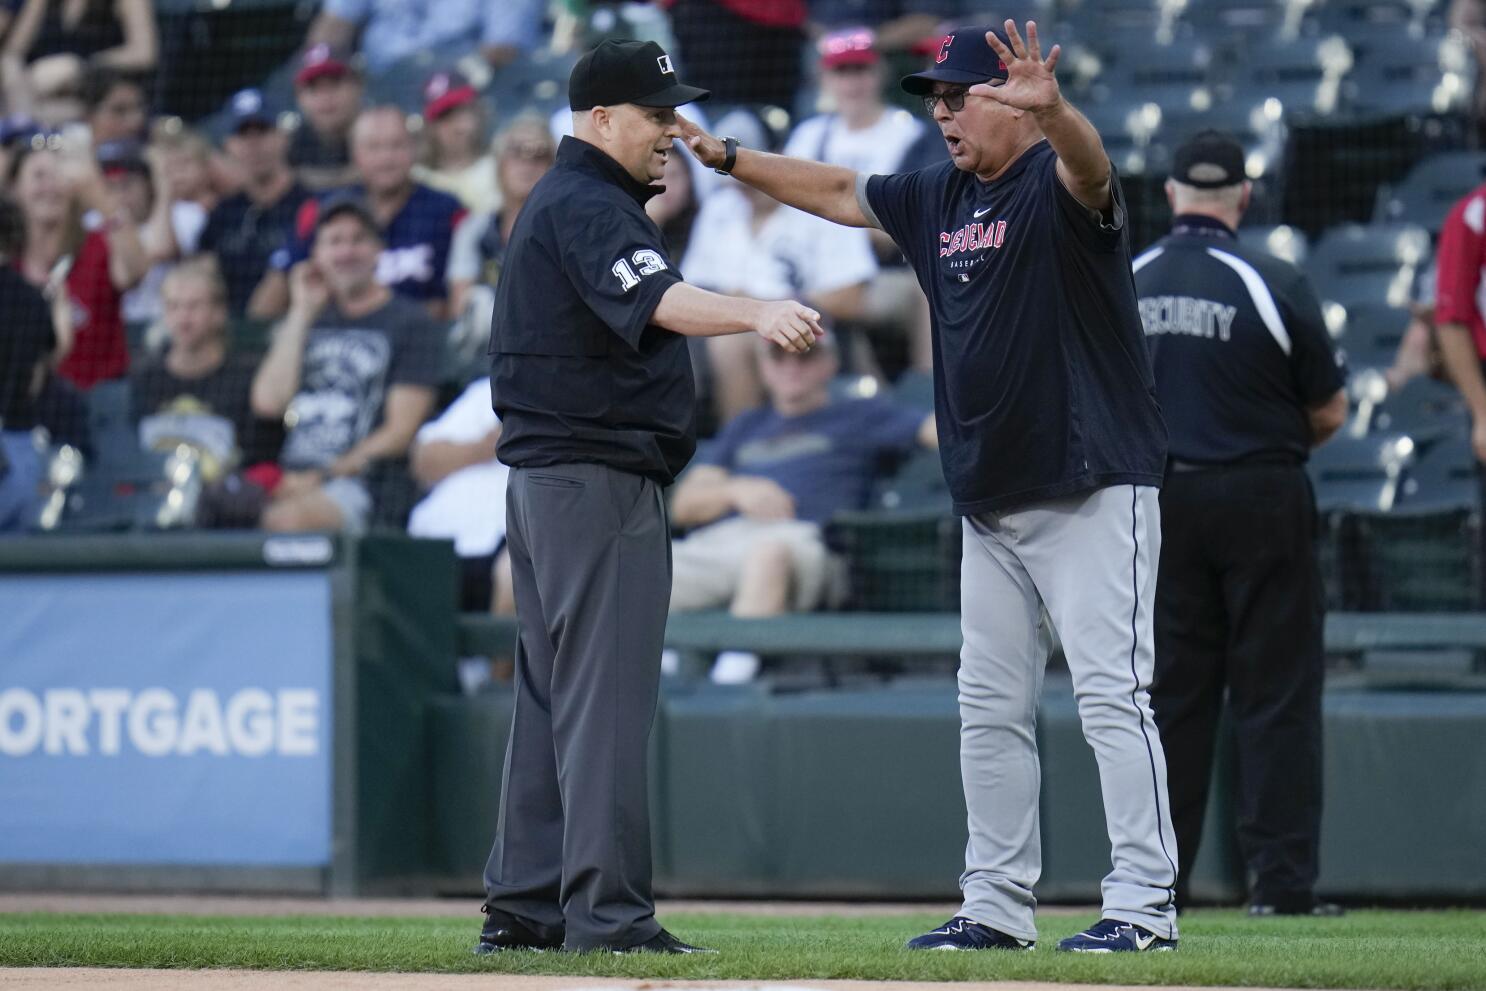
[{"left": 657, "top": 55, "right": 674, "bottom": 75}]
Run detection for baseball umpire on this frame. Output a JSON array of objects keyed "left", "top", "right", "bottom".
[
  {"left": 474, "top": 39, "right": 822, "bottom": 955},
  {"left": 1135, "top": 131, "right": 1348, "bottom": 917},
  {"left": 683, "top": 22, "right": 1181, "bottom": 952}
]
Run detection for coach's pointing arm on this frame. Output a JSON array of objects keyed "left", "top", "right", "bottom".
[{"left": 678, "top": 117, "right": 874, "bottom": 229}]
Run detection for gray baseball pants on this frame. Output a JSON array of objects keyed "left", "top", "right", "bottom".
[
  {"left": 482, "top": 462, "right": 669, "bottom": 950},
  {"left": 957, "top": 484, "right": 1179, "bottom": 941}
]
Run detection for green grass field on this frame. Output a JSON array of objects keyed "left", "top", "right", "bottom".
[{"left": 2, "top": 909, "right": 1484, "bottom": 989}]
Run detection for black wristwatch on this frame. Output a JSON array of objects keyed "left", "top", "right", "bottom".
[{"left": 715, "top": 136, "right": 739, "bottom": 176}]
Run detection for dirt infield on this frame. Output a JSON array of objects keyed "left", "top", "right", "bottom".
[{"left": 0, "top": 973, "right": 1319, "bottom": 991}]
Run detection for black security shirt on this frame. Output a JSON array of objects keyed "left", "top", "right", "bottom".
[
  {"left": 864, "top": 141, "right": 1167, "bottom": 515},
  {"left": 1135, "top": 215, "right": 1346, "bottom": 465},
  {"left": 489, "top": 137, "right": 693, "bottom": 485}
]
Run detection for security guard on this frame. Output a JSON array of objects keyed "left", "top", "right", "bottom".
[
  {"left": 475, "top": 39, "right": 822, "bottom": 955},
  {"left": 1136, "top": 131, "right": 1349, "bottom": 917}
]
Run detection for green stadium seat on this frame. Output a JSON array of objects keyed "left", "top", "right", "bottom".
[
  {"left": 826, "top": 509, "right": 960, "bottom": 613},
  {"left": 1350, "top": 508, "right": 1480, "bottom": 612}
]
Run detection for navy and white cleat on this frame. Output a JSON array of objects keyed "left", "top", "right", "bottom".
[
  {"left": 906, "top": 917, "right": 1034, "bottom": 951},
  {"left": 1057, "top": 918, "right": 1176, "bottom": 952}
]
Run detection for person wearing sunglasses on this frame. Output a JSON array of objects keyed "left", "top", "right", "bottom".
[{"left": 681, "top": 21, "right": 1178, "bottom": 954}]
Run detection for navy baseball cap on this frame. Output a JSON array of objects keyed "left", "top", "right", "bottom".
[
  {"left": 901, "top": 26, "right": 1011, "bottom": 95},
  {"left": 227, "top": 88, "right": 275, "bottom": 134},
  {"left": 570, "top": 39, "right": 709, "bottom": 111},
  {"left": 1171, "top": 130, "right": 1247, "bottom": 188},
  {"left": 314, "top": 193, "right": 384, "bottom": 242}
]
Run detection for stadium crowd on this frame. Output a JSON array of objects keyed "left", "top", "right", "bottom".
[{"left": 0, "top": 0, "right": 1480, "bottom": 682}]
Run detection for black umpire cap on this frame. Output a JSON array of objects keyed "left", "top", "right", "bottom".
[
  {"left": 569, "top": 39, "right": 710, "bottom": 111},
  {"left": 1171, "top": 130, "right": 1248, "bottom": 188},
  {"left": 900, "top": 26, "right": 1012, "bottom": 95}
]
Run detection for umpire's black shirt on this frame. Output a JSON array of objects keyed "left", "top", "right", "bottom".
[
  {"left": 1134, "top": 214, "right": 1346, "bottom": 464},
  {"left": 490, "top": 136, "right": 693, "bottom": 484}
]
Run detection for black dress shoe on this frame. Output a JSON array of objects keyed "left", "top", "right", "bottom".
[
  {"left": 1248, "top": 900, "right": 1345, "bottom": 917},
  {"left": 473, "top": 905, "right": 565, "bottom": 954},
  {"left": 612, "top": 928, "right": 717, "bottom": 954}
]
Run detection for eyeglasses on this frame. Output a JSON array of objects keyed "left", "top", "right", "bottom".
[{"left": 922, "top": 88, "right": 969, "bottom": 116}]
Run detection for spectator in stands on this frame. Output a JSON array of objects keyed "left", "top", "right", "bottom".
[
  {"left": 0, "top": 195, "right": 60, "bottom": 533},
  {"left": 84, "top": 68, "right": 148, "bottom": 144},
  {"left": 1437, "top": 181, "right": 1486, "bottom": 469},
  {"left": 446, "top": 114, "right": 554, "bottom": 319},
  {"left": 407, "top": 375, "right": 510, "bottom": 612},
  {"left": 263, "top": 106, "right": 466, "bottom": 322},
  {"left": 670, "top": 333, "right": 936, "bottom": 681},
  {"left": 289, "top": 44, "right": 362, "bottom": 193},
  {"left": 0, "top": 0, "right": 156, "bottom": 128},
  {"left": 305, "top": 0, "right": 546, "bottom": 74},
  {"left": 195, "top": 89, "right": 311, "bottom": 319},
  {"left": 130, "top": 257, "right": 281, "bottom": 481},
  {"left": 646, "top": 144, "right": 701, "bottom": 262},
  {"left": 99, "top": 139, "right": 206, "bottom": 327},
  {"left": 250, "top": 197, "right": 439, "bottom": 533},
  {"left": 413, "top": 70, "right": 497, "bottom": 213},
  {"left": 785, "top": 26, "right": 931, "bottom": 372},
  {"left": 682, "top": 181, "right": 877, "bottom": 420},
  {"left": 1452, "top": 0, "right": 1486, "bottom": 143},
  {"left": 8, "top": 141, "right": 147, "bottom": 389},
  {"left": 151, "top": 122, "right": 217, "bottom": 214},
  {"left": 808, "top": 0, "right": 957, "bottom": 55},
  {"left": 665, "top": 0, "right": 806, "bottom": 107}
]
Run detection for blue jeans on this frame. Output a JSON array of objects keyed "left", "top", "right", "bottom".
[{"left": 0, "top": 430, "right": 41, "bottom": 533}]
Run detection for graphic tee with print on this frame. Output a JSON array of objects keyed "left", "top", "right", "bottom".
[{"left": 278, "top": 295, "right": 442, "bottom": 470}]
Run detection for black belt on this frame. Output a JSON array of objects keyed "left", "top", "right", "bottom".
[{"left": 1167, "top": 456, "right": 1302, "bottom": 473}]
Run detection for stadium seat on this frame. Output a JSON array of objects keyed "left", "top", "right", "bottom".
[
  {"left": 1398, "top": 435, "right": 1478, "bottom": 511},
  {"left": 825, "top": 509, "right": 960, "bottom": 613},
  {"left": 869, "top": 447, "right": 948, "bottom": 514},
  {"left": 1350, "top": 507, "right": 1481, "bottom": 611},
  {"left": 1306, "top": 222, "right": 1431, "bottom": 309},
  {"left": 892, "top": 370, "right": 934, "bottom": 413},
  {"left": 1185, "top": 0, "right": 1316, "bottom": 44},
  {"left": 1372, "top": 376, "right": 1469, "bottom": 445},
  {"left": 1337, "top": 302, "right": 1411, "bottom": 369},
  {"left": 1308, "top": 431, "right": 1415, "bottom": 512},
  {"left": 1316, "top": 0, "right": 1441, "bottom": 50},
  {"left": 1239, "top": 224, "right": 1310, "bottom": 265},
  {"left": 1230, "top": 35, "right": 1354, "bottom": 119},
  {"left": 1342, "top": 31, "right": 1473, "bottom": 118},
  {"left": 1373, "top": 150, "right": 1486, "bottom": 236}
]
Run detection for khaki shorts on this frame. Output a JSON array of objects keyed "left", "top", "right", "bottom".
[{"left": 669, "top": 517, "right": 835, "bottom": 613}]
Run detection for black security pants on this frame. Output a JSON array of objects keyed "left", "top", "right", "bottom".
[
  {"left": 482, "top": 463, "right": 669, "bottom": 950},
  {"left": 1151, "top": 463, "right": 1325, "bottom": 910}
]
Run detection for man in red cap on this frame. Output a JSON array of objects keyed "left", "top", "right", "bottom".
[
  {"left": 290, "top": 43, "right": 363, "bottom": 191},
  {"left": 414, "top": 70, "right": 497, "bottom": 213}
]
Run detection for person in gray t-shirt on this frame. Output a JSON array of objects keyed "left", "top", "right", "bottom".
[{"left": 251, "top": 196, "right": 441, "bottom": 533}]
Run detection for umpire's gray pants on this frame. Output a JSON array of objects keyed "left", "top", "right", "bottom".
[
  {"left": 482, "top": 462, "right": 668, "bottom": 950},
  {"left": 958, "top": 484, "right": 1179, "bottom": 941}
]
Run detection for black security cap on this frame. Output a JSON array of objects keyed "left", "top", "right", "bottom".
[
  {"left": 569, "top": 39, "right": 710, "bottom": 112},
  {"left": 314, "top": 193, "right": 383, "bottom": 242},
  {"left": 1171, "top": 130, "right": 1247, "bottom": 188},
  {"left": 901, "top": 26, "right": 1011, "bottom": 96}
]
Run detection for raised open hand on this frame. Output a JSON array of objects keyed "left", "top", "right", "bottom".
[{"left": 970, "top": 20, "right": 1063, "bottom": 116}]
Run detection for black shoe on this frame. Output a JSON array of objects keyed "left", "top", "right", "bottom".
[
  {"left": 473, "top": 905, "right": 564, "bottom": 954},
  {"left": 611, "top": 928, "right": 717, "bottom": 954},
  {"left": 906, "top": 917, "right": 1034, "bottom": 951},
  {"left": 1248, "top": 900, "right": 1345, "bottom": 918}
]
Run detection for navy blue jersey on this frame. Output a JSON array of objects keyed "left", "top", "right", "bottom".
[
  {"left": 279, "top": 183, "right": 465, "bottom": 303},
  {"left": 1134, "top": 215, "right": 1347, "bottom": 464},
  {"left": 489, "top": 137, "right": 694, "bottom": 485},
  {"left": 198, "top": 182, "right": 312, "bottom": 316},
  {"left": 864, "top": 141, "right": 1167, "bottom": 515}
]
